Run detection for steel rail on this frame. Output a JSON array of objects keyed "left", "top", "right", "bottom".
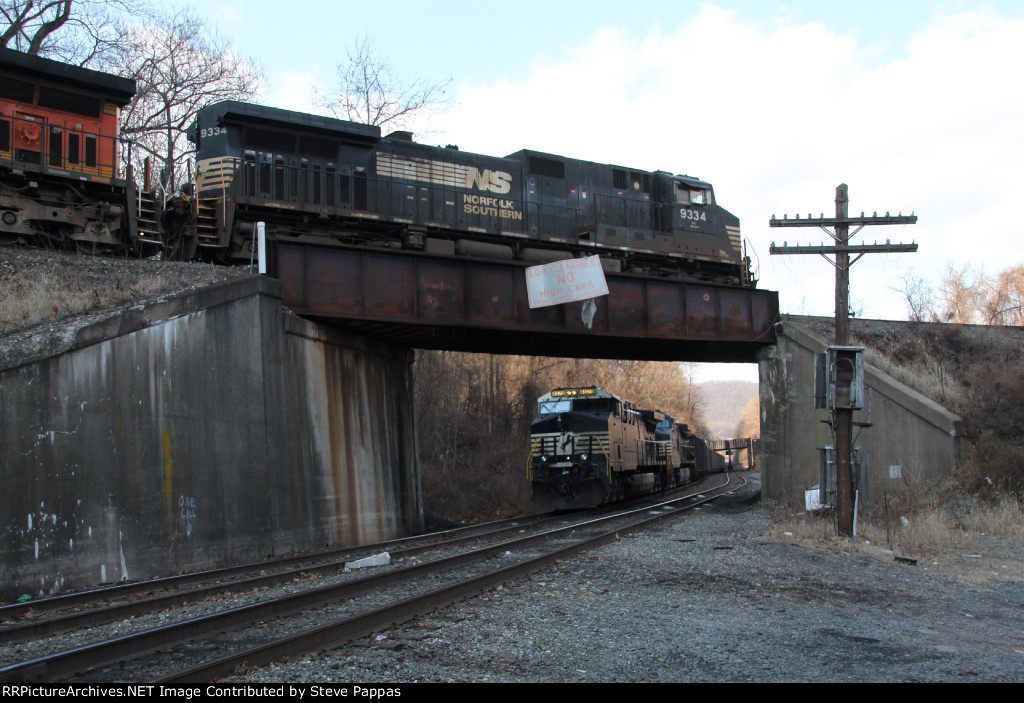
[
  {"left": 0, "top": 512, "right": 554, "bottom": 639},
  {"left": 163, "top": 473, "right": 745, "bottom": 682},
  {"left": 0, "top": 473, "right": 739, "bottom": 683}
]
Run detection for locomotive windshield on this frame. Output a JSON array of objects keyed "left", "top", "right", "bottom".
[
  {"left": 537, "top": 397, "right": 614, "bottom": 415},
  {"left": 573, "top": 398, "right": 613, "bottom": 414},
  {"left": 538, "top": 399, "right": 571, "bottom": 415}
]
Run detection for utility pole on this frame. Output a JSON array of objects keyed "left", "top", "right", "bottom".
[{"left": 769, "top": 184, "right": 917, "bottom": 536}]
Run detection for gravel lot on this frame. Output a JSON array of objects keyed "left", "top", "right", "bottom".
[{"left": 243, "top": 475, "right": 1024, "bottom": 683}]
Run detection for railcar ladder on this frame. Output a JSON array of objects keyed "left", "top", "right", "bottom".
[
  {"left": 195, "top": 198, "right": 219, "bottom": 249},
  {"left": 135, "top": 189, "right": 162, "bottom": 248}
]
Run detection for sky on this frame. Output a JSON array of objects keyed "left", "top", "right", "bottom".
[{"left": 160, "top": 0, "right": 1024, "bottom": 382}]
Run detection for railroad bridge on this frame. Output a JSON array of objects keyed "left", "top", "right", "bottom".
[
  {"left": 271, "top": 241, "right": 779, "bottom": 362},
  {"left": 0, "top": 244, "right": 778, "bottom": 599}
]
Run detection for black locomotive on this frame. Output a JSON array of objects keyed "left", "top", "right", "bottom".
[
  {"left": 526, "top": 387, "right": 725, "bottom": 510},
  {"left": 167, "top": 100, "right": 753, "bottom": 285}
]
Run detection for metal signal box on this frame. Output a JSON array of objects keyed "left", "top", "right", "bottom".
[{"left": 814, "top": 346, "right": 865, "bottom": 410}]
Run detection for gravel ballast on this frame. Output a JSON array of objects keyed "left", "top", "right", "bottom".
[{"left": 241, "top": 477, "right": 1024, "bottom": 683}]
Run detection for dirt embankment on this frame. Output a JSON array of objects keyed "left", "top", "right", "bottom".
[{"left": 0, "top": 245, "right": 252, "bottom": 370}]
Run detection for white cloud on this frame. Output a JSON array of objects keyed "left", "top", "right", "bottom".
[
  {"left": 266, "top": 70, "right": 323, "bottom": 114},
  {"left": 435, "top": 3, "right": 1024, "bottom": 319}
]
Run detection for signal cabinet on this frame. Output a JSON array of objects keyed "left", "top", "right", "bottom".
[
  {"left": 814, "top": 346, "right": 865, "bottom": 411},
  {"left": 817, "top": 445, "right": 870, "bottom": 507}
]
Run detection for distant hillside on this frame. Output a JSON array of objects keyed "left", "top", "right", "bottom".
[{"left": 698, "top": 380, "right": 758, "bottom": 439}]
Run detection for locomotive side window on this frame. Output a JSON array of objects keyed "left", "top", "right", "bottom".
[
  {"left": 0, "top": 119, "right": 9, "bottom": 151},
  {"left": 675, "top": 183, "right": 713, "bottom": 206}
]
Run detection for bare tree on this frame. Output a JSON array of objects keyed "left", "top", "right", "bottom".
[
  {"left": 938, "top": 264, "right": 988, "bottom": 324},
  {"left": 901, "top": 262, "right": 1024, "bottom": 327},
  {"left": 982, "top": 265, "right": 1024, "bottom": 326},
  {"left": 116, "top": 8, "right": 263, "bottom": 193},
  {"left": 897, "top": 270, "right": 938, "bottom": 322},
  {"left": 0, "top": 0, "right": 137, "bottom": 66},
  {"left": 316, "top": 35, "right": 450, "bottom": 131}
]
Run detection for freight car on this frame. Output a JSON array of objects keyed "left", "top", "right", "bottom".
[
  {"left": 0, "top": 48, "right": 160, "bottom": 253},
  {"left": 166, "top": 100, "right": 754, "bottom": 285},
  {"left": 526, "top": 386, "right": 724, "bottom": 510}
]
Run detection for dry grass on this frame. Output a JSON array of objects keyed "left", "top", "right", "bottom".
[
  {"left": 0, "top": 269, "right": 198, "bottom": 332},
  {"left": 863, "top": 346, "right": 967, "bottom": 409},
  {"left": 768, "top": 493, "right": 1024, "bottom": 586},
  {"left": 0, "top": 249, "right": 241, "bottom": 335}
]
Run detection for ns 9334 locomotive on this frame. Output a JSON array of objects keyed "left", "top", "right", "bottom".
[
  {"left": 166, "top": 99, "right": 754, "bottom": 285},
  {"left": 526, "top": 387, "right": 724, "bottom": 510}
]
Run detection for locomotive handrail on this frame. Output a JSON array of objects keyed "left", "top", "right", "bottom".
[
  {"left": 591, "top": 434, "right": 612, "bottom": 490},
  {"left": 1, "top": 113, "right": 122, "bottom": 182},
  {"left": 525, "top": 437, "right": 541, "bottom": 481}
]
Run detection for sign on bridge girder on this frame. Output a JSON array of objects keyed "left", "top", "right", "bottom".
[{"left": 525, "top": 255, "right": 609, "bottom": 308}]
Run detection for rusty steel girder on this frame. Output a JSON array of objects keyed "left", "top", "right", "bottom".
[{"left": 271, "top": 242, "right": 778, "bottom": 362}]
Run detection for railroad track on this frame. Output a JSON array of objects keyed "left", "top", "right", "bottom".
[
  {"left": 0, "top": 472, "right": 745, "bottom": 682},
  {"left": 0, "top": 512, "right": 554, "bottom": 644}
]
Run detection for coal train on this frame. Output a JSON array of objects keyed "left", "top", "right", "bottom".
[
  {"left": 1, "top": 48, "right": 755, "bottom": 288},
  {"left": 526, "top": 386, "right": 726, "bottom": 510}
]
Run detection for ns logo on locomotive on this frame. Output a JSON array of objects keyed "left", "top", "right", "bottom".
[{"left": 0, "top": 47, "right": 754, "bottom": 289}]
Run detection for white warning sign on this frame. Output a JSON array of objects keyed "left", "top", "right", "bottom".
[{"left": 525, "top": 255, "right": 609, "bottom": 309}]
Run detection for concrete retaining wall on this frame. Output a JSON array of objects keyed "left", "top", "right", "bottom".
[
  {"left": 759, "top": 318, "right": 964, "bottom": 510},
  {"left": 0, "top": 277, "right": 421, "bottom": 599}
]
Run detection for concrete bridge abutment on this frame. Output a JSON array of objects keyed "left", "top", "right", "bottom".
[
  {"left": 758, "top": 316, "right": 964, "bottom": 512},
  {"left": 0, "top": 276, "right": 421, "bottom": 600}
]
